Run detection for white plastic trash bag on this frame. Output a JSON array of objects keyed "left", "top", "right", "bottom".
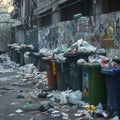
[
  {"left": 24, "top": 52, "right": 30, "bottom": 65},
  {"left": 67, "top": 90, "right": 82, "bottom": 105}
]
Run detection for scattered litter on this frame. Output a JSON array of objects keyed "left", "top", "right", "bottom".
[
  {"left": 52, "top": 110, "right": 60, "bottom": 114},
  {"left": 110, "top": 115, "right": 120, "bottom": 120},
  {"left": 47, "top": 108, "right": 55, "bottom": 113},
  {"left": 60, "top": 91, "right": 68, "bottom": 105},
  {"left": 74, "top": 113, "right": 83, "bottom": 117},
  {"left": 19, "top": 114, "right": 24, "bottom": 116},
  {"left": 15, "top": 109, "right": 23, "bottom": 113},
  {"left": 16, "top": 94, "right": 25, "bottom": 99},
  {"left": 22, "top": 102, "right": 30, "bottom": 108},
  {"left": 9, "top": 113, "right": 16, "bottom": 117},
  {"left": 84, "top": 112, "right": 94, "bottom": 119},
  {"left": 61, "top": 112, "right": 69, "bottom": 120},
  {"left": 1, "top": 47, "right": 120, "bottom": 120},
  {"left": 29, "top": 117, "right": 35, "bottom": 120},
  {"left": 10, "top": 102, "right": 19, "bottom": 105},
  {"left": 84, "top": 104, "right": 96, "bottom": 111},
  {"left": 51, "top": 110, "right": 61, "bottom": 117},
  {"left": 38, "top": 91, "right": 48, "bottom": 98},
  {"left": 0, "top": 87, "right": 12, "bottom": 90},
  {"left": 0, "top": 68, "right": 14, "bottom": 73}
]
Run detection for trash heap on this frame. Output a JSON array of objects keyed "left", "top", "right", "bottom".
[{"left": 4, "top": 39, "right": 120, "bottom": 119}]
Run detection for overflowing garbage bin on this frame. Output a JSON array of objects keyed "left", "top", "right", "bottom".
[
  {"left": 80, "top": 63, "right": 106, "bottom": 106},
  {"left": 20, "top": 47, "right": 34, "bottom": 66},
  {"left": 55, "top": 61, "right": 69, "bottom": 91},
  {"left": 24, "top": 51, "right": 31, "bottom": 65},
  {"left": 7, "top": 43, "right": 21, "bottom": 63},
  {"left": 101, "top": 67, "right": 120, "bottom": 115},
  {"left": 42, "top": 57, "right": 57, "bottom": 90},
  {"left": 7, "top": 44, "right": 13, "bottom": 60},
  {"left": 13, "top": 49, "right": 20, "bottom": 63},
  {"left": 29, "top": 52, "right": 38, "bottom": 67},
  {"left": 64, "top": 52, "right": 93, "bottom": 91},
  {"left": 11, "top": 47, "right": 15, "bottom": 61},
  {"left": 36, "top": 54, "right": 47, "bottom": 72}
]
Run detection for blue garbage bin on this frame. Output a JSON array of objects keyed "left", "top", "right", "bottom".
[{"left": 101, "top": 67, "right": 120, "bottom": 115}]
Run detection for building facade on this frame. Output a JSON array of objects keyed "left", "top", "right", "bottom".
[
  {"left": 0, "top": 0, "right": 14, "bottom": 52},
  {"left": 10, "top": 0, "right": 120, "bottom": 51},
  {"left": 11, "top": 0, "right": 92, "bottom": 28}
]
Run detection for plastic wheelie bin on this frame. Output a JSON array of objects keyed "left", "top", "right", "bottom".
[
  {"left": 55, "top": 61, "right": 69, "bottom": 91},
  {"left": 20, "top": 47, "right": 34, "bottom": 66},
  {"left": 64, "top": 52, "right": 93, "bottom": 91},
  {"left": 13, "top": 49, "right": 20, "bottom": 63},
  {"left": 80, "top": 63, "right": 106, "bottom": 106},
  {"left": 101, "top": 67, "right": 120, "bottom": 115},
  {"left": 42, "top": 57, "right": 57, "bottom": 90},
  {"left": 10, "top": 46, "right": 15, "bottom": 61},
  {"left": 29, "top": 52, "right": 38, "bottom": 67},
  {"left": 7, "top": 44, "right": 13, "bottom": 60},
  {"left": 36, "top": 54, "right": 47, "bottom": 72}
]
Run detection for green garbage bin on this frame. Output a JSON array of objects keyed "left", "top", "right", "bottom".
[
  {"left": 80, "top": 63, "right": 106, "bottom": 106},
  {"left": 55, "top": 61, "right": 69, "bottom": 91}
]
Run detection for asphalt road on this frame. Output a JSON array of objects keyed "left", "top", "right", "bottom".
[
  {"left": 0, "top": 63, "right": 64, "bottom": 120},
  {"left": 0, "top": 61, "right": 110, "bottom": 120}
]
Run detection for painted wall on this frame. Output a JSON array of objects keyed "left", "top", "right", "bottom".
[
  {"left": 38, "top": 21, "right": 75, "bottom": 50},
  {"left": 15, "top": 30, "right": 25, "bottom": 44},
  {"left": 92, "top": 11, "right": 120, "bottom": 49},
  {"left": 27, "top": 11, "right": 120, "bottom": 52}
]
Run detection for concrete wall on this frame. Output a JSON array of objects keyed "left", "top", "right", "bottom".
[
  {"left": 38, "top": 20, "right": 75, "bottom": 50},
  {"left": 92, "top": 11, "right": 120, "bottom": 49},
  {"left": 37, "top": 11, "right": 120, "bottom": 50}
]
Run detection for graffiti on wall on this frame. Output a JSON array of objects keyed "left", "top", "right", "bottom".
[
  {"left": 64, "top": 21, "right": 75, "bottom": 46},
  {"left": 93, "top": 11, "right": 120, "bottom": 49},
  {"left": 114, "top": 17, "right": 120, "bottom": 48},
  {"left": 37, "top": 11, "right": 120, "bottom": 50},
  {"left": 74, "top": 17, "right": 92, "bottom": 41},
  {"left": 38, "top": 21, "right": 75, "bottom": 50}
]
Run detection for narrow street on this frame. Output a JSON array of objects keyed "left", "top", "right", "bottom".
[
  {"left": 0, "top": 54, "right": 108, "bottom": 120},
  {"left": 0, "top": 0, "right": 120, "bottom": 120},
  {"left": 0, "top": 61, "right": 63, "bottom": 120}
]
